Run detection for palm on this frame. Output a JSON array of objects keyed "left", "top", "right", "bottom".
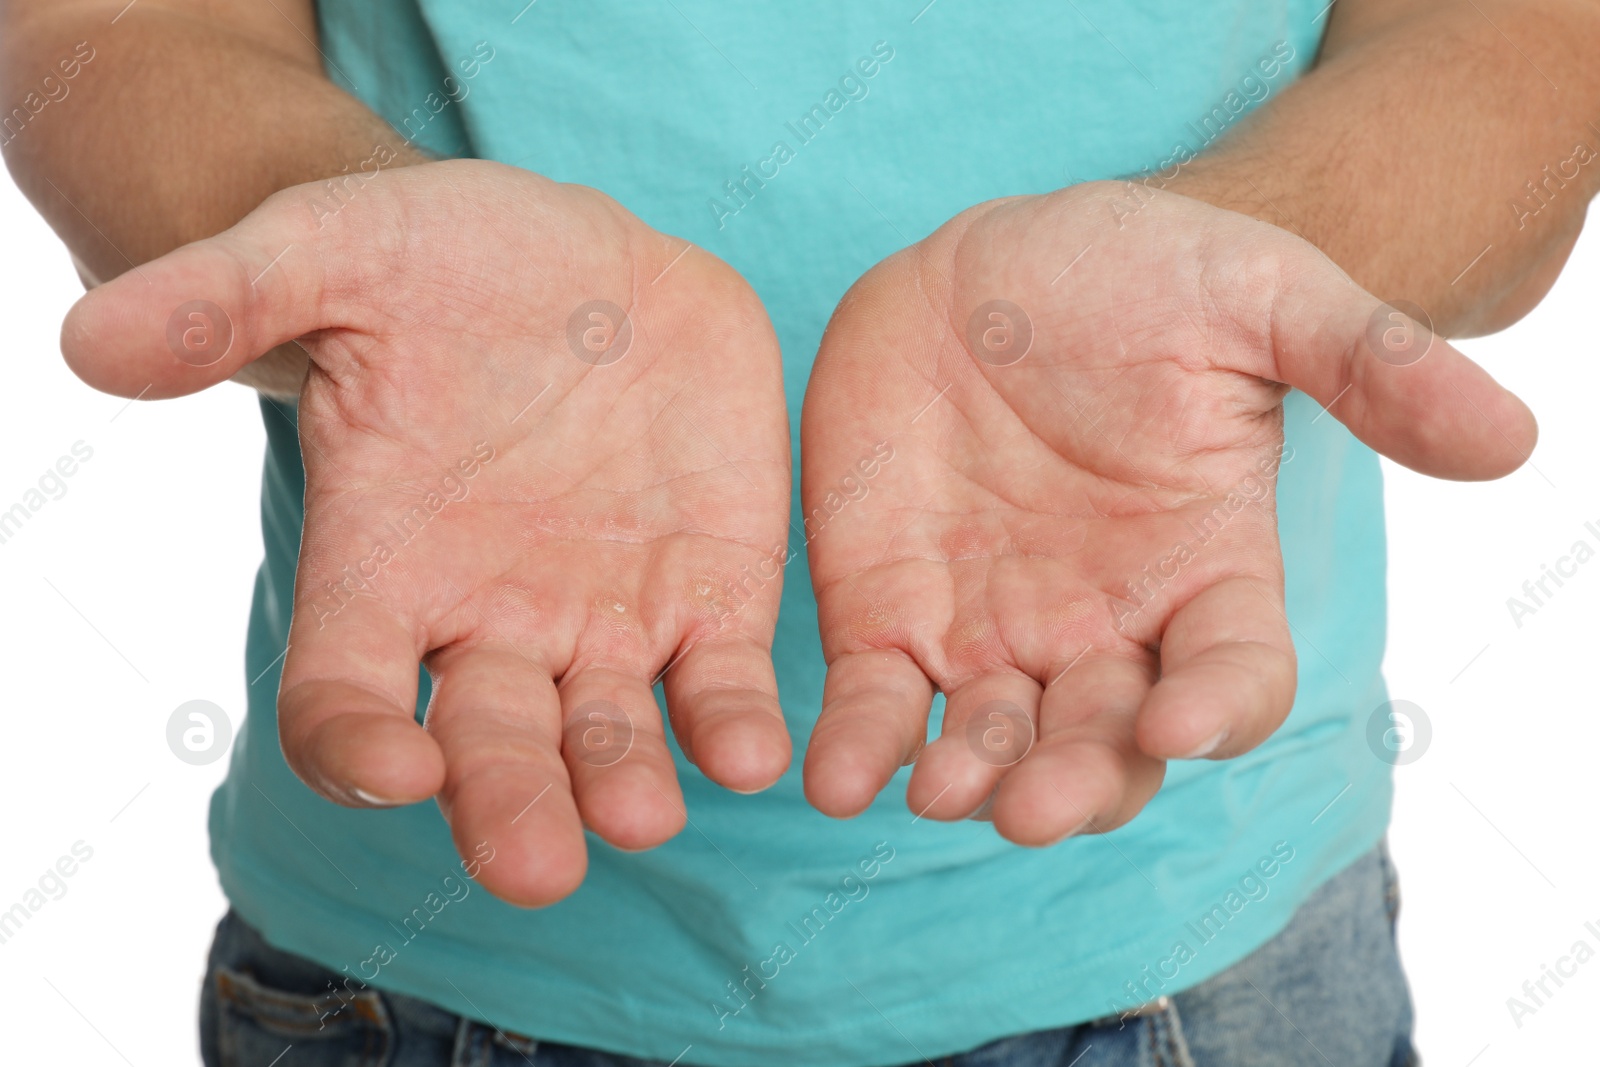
[
  {"left": 67, "top": 161, "right": 792, "bottom": 904},
  {"left": 801, "top": 184, "right": 1535, "bottom": 843}
]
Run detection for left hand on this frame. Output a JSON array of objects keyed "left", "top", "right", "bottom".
[{"left": 799, "top": 182, "right": 1534, "bottom": 844}]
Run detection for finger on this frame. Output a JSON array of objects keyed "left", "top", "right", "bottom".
[
  {"left": 426, "top": 644, "right": 588, "bottom": 907},
  {"left": 992, "top": 655, "right": 1162, "bottom": 846},
  {"left": 278, "top": 597, "right": 443, "bottom": 808},
  {"left": 804, "top": 649, "right": 936, "bottom": 818},
  {"left": 558, "top": 667, "right": 685, "bottom": 851},
  {"left": 1134, "top": 575, "right": 1297, "bottom": 762},
  {"left": 660, "top": 633, "right": 790, "bottom": 794},
  {"left": 1259, "top": 249, "right": 1536, "bottom": 480},
  {"left": 59, "top": 183, "right": 348, "bottom": 399},
  {"left": 906, "top": 671, "right": 1042, "bottom": 821}
]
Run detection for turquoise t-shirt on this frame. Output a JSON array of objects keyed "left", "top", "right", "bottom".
[{"left": 210, "top": 4, "right": 1395, "bottom": 1064}]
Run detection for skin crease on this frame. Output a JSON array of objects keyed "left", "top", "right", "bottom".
[{"left": 2, "top": 0, "right": 1596, "bottom": 905}]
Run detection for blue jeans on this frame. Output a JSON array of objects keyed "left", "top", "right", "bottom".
[{"left": 199, "top": 844, "right": 1417, "bottom": 1067}]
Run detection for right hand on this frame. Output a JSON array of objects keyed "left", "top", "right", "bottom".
[{"left": 62, "top": 159, "right": 794, "bottom": 906}]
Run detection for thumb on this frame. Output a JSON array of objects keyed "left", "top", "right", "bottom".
[
  {"left": 60, "top": 186, "right": 338, "bottom": 399},
  {"left": 1260, "top": 253, "right": 1537, "bottom": 481}
]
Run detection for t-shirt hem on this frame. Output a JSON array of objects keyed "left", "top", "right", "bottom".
[{"left": 212, "top": 785, "right": 1390, "bottom": 1067}]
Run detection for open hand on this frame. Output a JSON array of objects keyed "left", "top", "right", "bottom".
[
  {"left": 800, "top": 183, "right": 1534, "bottom": 844},
  {"left": 62, "top": 160, "right": 793, "bottom": 905}
]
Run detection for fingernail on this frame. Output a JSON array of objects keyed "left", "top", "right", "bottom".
[
  {"left": 351, "top": 786, "right": 404, "bottom": 807},
  {"left": 1182, "top": 727, "right": 1230, "bottom": 760},
  {"left": 1059, "top": 817, "right": 1093, "bottom": 841}
]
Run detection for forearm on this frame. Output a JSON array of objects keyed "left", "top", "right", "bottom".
[
  {"left": 0, "top": 0, "right": 428, "bottom": 393},
  {"left": 1165, "top": 0, "right": 1600, "bottom": 336}
]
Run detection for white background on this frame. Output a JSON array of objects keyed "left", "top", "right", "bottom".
[{"left": 0, "top": 161, "right": 1595, "bottom": 1064}]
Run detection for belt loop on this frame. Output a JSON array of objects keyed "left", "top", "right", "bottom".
[
  {"left": 1144, "top": 996, "right": 1196, "bottom": 1067},
  {"left": 450, "top": 1017, "right": 493, "bottom": 1067}
]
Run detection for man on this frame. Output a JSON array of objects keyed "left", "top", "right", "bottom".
[{"left": 2, "top": 0, "right": 1590, "bottom": 1063}]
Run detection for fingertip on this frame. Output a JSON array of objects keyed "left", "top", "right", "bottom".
[
  {"left": 689, "top": 700, "right": 792, "bottom": 794},
  {"left": 1341, "top": 327, "right": 1543, "bottom": 482},
  {"left": 580, "top": 772, "right": 688, "bottom": 851},
  {"left": 661, "top": 637, "right": 791, "bottom": 792},
  {"left": 557, "top": 669, "right": 688, "bottom": 850},
  {"left": 991, "top": 745, "right": 1117, "bottom": 847},
  {"left": 1137, "top": 576, "right": 1296, "bottom": 762},
  {"left": 802, "top": 750, "right": 882, "bottom": 820},
  {"left": 59, "top": 297, "right": 108, "bottom": 391},
  {"left": 905, "top": 738, "right": 996, "bottom": 821},
  {"left": 1181, "top": 726, "right": 1231, "bottom": 760},
  {"left": 1134, "top": 677, "right": 1243, "bottom": 761},
  {"left": 993, "top": 807, "right": 1090, "bottom": 849},
  {"left": 1134, "top": 649, "right": 1285, "bottom": 762},
  {"left": 471, "top": 825, "right": 589, "bottom": 908},
  {"left": 804, "top": 752, "right": 881, "bottom": 818},
  {"left": 294, "top": 711, "right": 445, "bottom": 806},
  {"left": 441, "top": 762, "right": 590, "bottom": 908},
  {"left": 1467, "top": 387, "right": 1539, "bottom": 481},
  {"left": 805, "top": 653, "right": 936, "bottom": 819},
  {"left": 803, "top": 706, "right": 916, "bottom": 819},
  {"left": 58, "top": 245, "right": 264, "bottom": 399},
  {"left": 59, "top": 289, "right": 169, "bottom": 399},
  {"left": 1407, "top": 373, "right": 1540, "bottom": 482},
  {"left": 1516, "top": 395, "right": 1539, "bottom": 456},
  {"left": 907, "top": 673, "right": 1041, "bottom": 821}
]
